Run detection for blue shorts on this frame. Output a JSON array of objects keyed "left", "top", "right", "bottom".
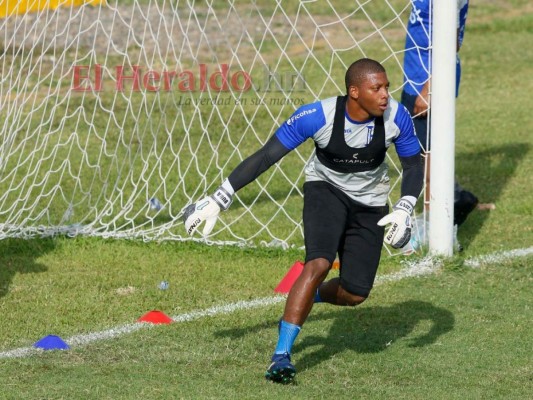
[{"left": 303, "top": 181, "right": 388, "bottom": 297}]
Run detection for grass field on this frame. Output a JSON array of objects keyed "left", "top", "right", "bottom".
[{"left": 0, "top": 1, "right": 532, "bottom": 399}]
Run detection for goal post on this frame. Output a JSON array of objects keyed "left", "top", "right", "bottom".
[
  {"left": 0, "top": 0, "right": 453, "bottom": 254},
  {"left": 429, "top": 0, "right": 456, "bottom": 256}
]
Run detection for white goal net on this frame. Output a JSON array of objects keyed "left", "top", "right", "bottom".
[{"left": 0, "top": 0, "right": 426, "bottom": 250}]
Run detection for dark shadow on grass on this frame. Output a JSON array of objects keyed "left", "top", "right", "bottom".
[
  {"left": 456, "top": 142, "right": 530, "bottom": 250},
  {"left": 215, "top": 300, "right": 454, "bottom": 372},
  {"left": 0, "top": 238, "right": 54, "bottom": 297},
  {"left": 294, "top": 301, "right": 454, "bottom": 373}
]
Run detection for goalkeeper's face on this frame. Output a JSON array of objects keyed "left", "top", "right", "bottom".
[{"left": 351, "top": 72, "right": 390, "bottom": 118}]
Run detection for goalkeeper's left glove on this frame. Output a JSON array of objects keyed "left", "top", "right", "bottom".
[
  {"left": 377, "top": 196, "right": 415, "bottom": 249},
  {"left": 182, "top": 186, "right": 233, "bottom": 236}
]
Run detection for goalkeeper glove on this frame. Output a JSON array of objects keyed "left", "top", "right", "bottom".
[
  {"left": 182, "top": 187, "right": 233, "bottom": 236},
  {"left": 377, "top": 196, "right": 415, "bottom": 249}
]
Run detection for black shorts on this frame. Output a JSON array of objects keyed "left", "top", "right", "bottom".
[
  {"left": 303, "top": 181, "right": 388, "bottom": 298},
  {"left": 401, "top": 91, "right": 430, "bottom": 152}
]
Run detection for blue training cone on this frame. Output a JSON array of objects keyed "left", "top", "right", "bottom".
[{"left": 33, "top": 335, "right": 70, "bottom": 350}]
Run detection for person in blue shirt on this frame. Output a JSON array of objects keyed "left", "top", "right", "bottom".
[
  {"left": 402, "top": 0, "right": 479, "bottom": 227},
  {"left": 183, "top": 58, "right": 423, "bottom": 384}
]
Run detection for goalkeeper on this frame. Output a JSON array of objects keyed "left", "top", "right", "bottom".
[{"left": 183, "top": 58, "right": 423, "bottom": 384}]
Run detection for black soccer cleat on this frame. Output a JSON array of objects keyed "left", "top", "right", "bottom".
[
  {"left": 265, "top": 352, "right": 296, "bottom": 384},
  {"left": 454, "top": 190, "right": 479, "bottom": 226}
]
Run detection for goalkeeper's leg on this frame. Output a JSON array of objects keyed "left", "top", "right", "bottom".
[
  {"left": 265, "top": 258, "right": 330, "bottom": 384},
  {"left": 316, "top": 202, "right": 387, "bottom": 306},
  {"left": 316, "top": 277, "right": 367, "bottom": 306},
  {"left": 266, "top": 181, "right": 347, "bottom": 384}
]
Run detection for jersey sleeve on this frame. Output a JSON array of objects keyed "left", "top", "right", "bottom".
[
  {"left": 457, "top": 0, "right": 469, "bottom": 47},
  {"left": 392, "top": 104, "right": 421, "bottom": 157},
  {"left": 274, "top": 101, "right": 326, "bottom": 150}
]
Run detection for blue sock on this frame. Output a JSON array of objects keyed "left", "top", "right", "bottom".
[
  {"left": 314, "top": 286, "right": 323, "bottom": 303},
  {"left": 274, "top": 320, "right": 301, "bottom": 355}
]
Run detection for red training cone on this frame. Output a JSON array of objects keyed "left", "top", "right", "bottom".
[
  {"left": 274, "top": 261, "right": 304, "bottom": 294},
  {"left": 137, "top": 310, "right": 173, "bottom": 324}
]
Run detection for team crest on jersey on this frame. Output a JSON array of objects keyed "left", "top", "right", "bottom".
[{"left": 366, "top": 126, "right": 374, "bottom": 145}]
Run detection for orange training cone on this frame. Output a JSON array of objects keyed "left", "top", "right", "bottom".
[{"left": 274, "top": 261, "right": 304, "bottom": 294}]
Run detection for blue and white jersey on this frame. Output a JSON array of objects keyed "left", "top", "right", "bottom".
[
  {"left": 403, "top": 0, "right": 469, "bottom": 96},
  {"left": 275, "top": 96, "right": 420, "bottom": 206}
]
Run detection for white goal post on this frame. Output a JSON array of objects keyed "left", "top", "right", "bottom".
[
  {"left": 428, "top": 0, "right": 456, "bottom": 256},
  {"left": 0, "top": 0, "right": 454, "bottom": 254}
]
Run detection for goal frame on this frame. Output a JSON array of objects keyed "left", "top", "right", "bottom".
[{"left": 429, "top": 0, "right": 457, "bottom": 256}]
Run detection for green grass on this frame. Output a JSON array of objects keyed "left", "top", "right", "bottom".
[
  {"left": 0, "top": 1, "right": 532, "bottom": 399},
  {"left": 0, "top": 239, "right": 531, "bottom": 399}
]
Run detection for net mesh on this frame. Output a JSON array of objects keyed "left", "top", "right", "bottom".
[{"left": 0, "top": 0, "right": 427, "bottom": 252}]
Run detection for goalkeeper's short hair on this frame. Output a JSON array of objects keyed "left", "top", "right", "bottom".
[{"left": 345, "top": 58, "right": 386, "bottom": 92}]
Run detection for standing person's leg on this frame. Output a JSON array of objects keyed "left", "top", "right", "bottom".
[
  {"left": 454, "top": 183, "right": 478, "bottom": 226},
  {"left": 402, "top": 91, "right": 483, "bottom": 228},
  {"left": 401, "top": 91, "right": 430, "bottom": 210}
]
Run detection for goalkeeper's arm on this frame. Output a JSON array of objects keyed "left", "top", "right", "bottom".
[
  {"left": 377, "top": 152, "right": 424, "bottom": 248},
  {"left": 183, "top": 135, "right": 291, "bottom": 236},
  {"left": 399, "top": 152, "right": 424, "bottom": 200},
  {"left": 226, "top": 134, "right": 291, "bottom": 192}
]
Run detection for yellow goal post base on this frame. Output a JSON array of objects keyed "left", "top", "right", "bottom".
[{"left": 0, "top": 0, "right": 104, "bottom": 18}]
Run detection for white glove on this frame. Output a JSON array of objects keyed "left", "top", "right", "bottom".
[
  {"left": 377, "top": 196, "right": 415, "bottom": 249},
  {"left": 182, "top": 187, "right": 233, "bottom": 236}
]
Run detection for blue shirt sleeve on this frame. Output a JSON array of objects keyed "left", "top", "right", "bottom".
[
  {"left": 458, "top": 0, "right": 469, "bottom": 47},
  {"left": 457, "top": 0, "right": 469, "bottom": 96},
  {"left": 275, "top": 101, "right": 326, "bottom": 150},
  {"left": 393, "top": 105, "right": 421, "bottom": 157}
]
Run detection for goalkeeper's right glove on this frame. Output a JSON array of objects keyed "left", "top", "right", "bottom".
[{"left": 182, "top": 187, "right": 232, "bottom": 236}]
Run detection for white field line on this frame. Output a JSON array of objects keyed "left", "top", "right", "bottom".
[
  {"left": 464, "top": 246, "right": 533, "bottom": 268},
  {"left": 375, "top": 256, "right": 441, "bottom": 283},
  {"left": 1, "top": 246, "right": 531, "bottom": 360},
  {"left": 0, "top": 296, "right": 286, "bottom": 359}
]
